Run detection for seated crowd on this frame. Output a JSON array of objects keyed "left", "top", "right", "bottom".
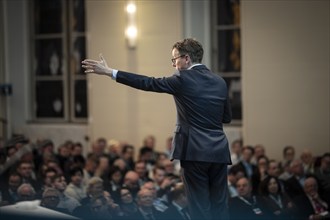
[{"left": 0, "top": 135, "right": 329, "bottom": 220}]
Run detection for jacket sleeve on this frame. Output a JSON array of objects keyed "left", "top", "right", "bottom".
[{"left": 116, "top": 70, "right": 182, "bottom": 95}]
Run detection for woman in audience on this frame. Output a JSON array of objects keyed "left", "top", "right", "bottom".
[{"left": 259, "top": 175, "right": 296, "bottom": 219}]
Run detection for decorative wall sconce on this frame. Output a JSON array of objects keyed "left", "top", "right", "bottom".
[{"left": 125, "top": 1, "right": 137, "bottom": 49}]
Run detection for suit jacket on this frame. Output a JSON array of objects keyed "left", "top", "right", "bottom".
[
  {"left": 163, "top": 205, "right": 190, "bottom": 220},
  {"left": 228, "top": 195, "right": 272, "bottom": 220},
  {"left": 116, "top": 65, "right": 232, "bottom": 163},
  {"left": 292, "top": 194, "right": 330, "bottom": 220},
  {"left": 284, "top": 176, "right": 305, "bottom": 200}
]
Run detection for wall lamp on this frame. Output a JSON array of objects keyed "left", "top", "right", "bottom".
[{"left": 125, "top": 1, "right": 137, "bottom": 49}]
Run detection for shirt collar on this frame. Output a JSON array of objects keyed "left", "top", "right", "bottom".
[{"left": 188, "top": 63, "right": 203, "bottom": 69}]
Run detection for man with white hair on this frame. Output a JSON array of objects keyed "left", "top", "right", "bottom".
[{"left": 17, "top": 183, "right": 36, "bottom": 202}]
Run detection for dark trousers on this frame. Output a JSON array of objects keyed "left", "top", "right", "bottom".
[{"left": 181, "top": 161, "right": 229, "bottom": 220}]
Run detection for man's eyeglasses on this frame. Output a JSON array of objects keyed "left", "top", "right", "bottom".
[{"left": 171, "top": 54, "right": 186, "bottom": 64}]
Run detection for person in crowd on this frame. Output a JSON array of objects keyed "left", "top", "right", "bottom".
[
  {"left": 163, "top": 183, "right": 190, "bottom": 220},
  {"left": 94, "top": 154, "right": 110, "bottom": 182},
  {"left": 104, "top": 165, "right": 123, "bottom": 203},
  {"left": 251, "top": 155, "right": 269, "bottom": 194},
  {"left": 293, "top": 176, "right": 330, "bottom": 220},
  {"left": 279, "top": 160, "right": 292, "bottom": 181},
  {"left": 56, "top": 143, "right": 72, "bottom": 180},
  {"left": 152, "top": 166, "right": 174, "bottom": 199},
  {"left": 122, "top": 170, "right": 140, "bottom": 199},
  {"left": 40, "top": 187, "right": 69, "bottom": 214},
  {"left": 74, "top": 177, "right": 121, "bottom": 219},
  {"left": 300, "top": 149, "right": 315, "bottom": 175},
  {"left": 82, "top": 154, "right": 98, "bottom": 185},
  {"left": 130, "top": 188, "right": 165, "bottom": 220},
  {"left": 135, "top": 160, "right": 153, "bottom": 187},
  {"left": 141, "top": 135, "right": 159, "bottom": 165},
  {"left": 41, "top": 167, "right": 57, "bottom": 190},
  {"left": 227, "top": 166, "right": 244, "bottom": 198},
  {"left": 284, "top": 159, "right": 306, "bottom": 200},
  {"left": 17, "top": 183, "right": 36, "bottom": 202},
  {"left": 141, "top": 181, "right": 169, "bottom": 212},
  {"left": 139, "top": 146, "right": 156, "bottom": 175},
  {"left": 51, "top": 174, "right": 80, "bottom": 213},
  {"left": 267, "top": 160, "right": 286, "bottom": 192},
  {"left": 118, "top": 186, "right": 138, "bottom": 218},
  {"left": 16, "top": 160, "right": 40, "bottom": 192},
  {"left": 0, "top": 171, "right": 22, "bottom": 205},
  {"left": 71, "top": 142, "right": 84, "bottom": 157},
  {"left": 252, "top": 144, "right": 266, "bottom": 165},
  {"left": 280, "top": 146, "right": 295, "bottom": 173},
  {"left": 121, "top": 144, "right": 135, "bottom": 171},
  {"left": 229, "top": 177, "right": 271, "bottom": 220},
  {"left": 314, "top": 153, "right": 330, "bottom": 205},
  {"left": 64, "top": 166, "right": 87, "bottom": 202},
  {"left": 112, "top": 157, "right": 129, "bottom": 175},
  {"left": 258, "top": 176, "right": 296, "bottom": 219},
  {"left": 89, "top": 137, "right": 107, "bottom": 158},
  {"left": 231, "top": 146, "right": 258, "bottom": 179},
  {"left": 161, "top": 158, "right": 181, "bottom": 178},
  {"left": 105, "top": 139, "right": 122, "bottom": 164},
  {"left": 230, "top": 139, "right": 243, "bottom": 167}
]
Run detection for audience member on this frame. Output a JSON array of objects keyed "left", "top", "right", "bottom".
[
  {"left": 118, "top": 186, "right": 138, "bottom": 218},
  {"left": 104, "top": 165, "right": 123, "bottom": 203},
  {"left": 251, "top": 155, "right": 269, "bottom": 194},
  {"left": 229, "top": 177, "right": 271, "bottom": 220},
  {"left": 293, "top": 176, "right": 330, "bottom": 220},
  {"left": 230, "top": 139, "right": 243, "bottom": 166},
  {"left": 131, "top": 188, "right": 165, "bottom": 220},
  {"left": 300, "top": 149, "right": 315, "bottom": 175},
  {"left": 163, "top": 183, "right": 190, "bottom": 220},
  {"left": 314, "top": 153, "right": 330, "bottom": 204},
  {"left": 231, "top": 146, "right": 258, "bottom": 179},
  {"left": 51, "top": 174, "right": 80, "bottom": 213},
  {"left": 135, "top": 160, "right": 153, "bottom": 187},
  {"left": 227, "top": 166, "right": 243, "bottom": 198},
  {"left": 258, "top": 176, "right": 296, "bottom": 219},
  {"left": 284, "top": 159, "right": 306, "bottom": 200},
  {"left": 17, "top": 183, "right": 36, "bottom": 202},
  {"left": 83, "top": 154, "right": 98, "bottom": 185},
  {"left": 64, "top": 166, "right": 87, "bottom": 202},
  {"left": 280, "top": 146, "right": 295, "bottom": 173},
  {"left": 252, "top": 144, "right": 266, "bottom": 165},
  {"left": 16, "top": 160, "right": 40, "bottom": 192},
  {"left": 0, "top": 171, "right": 22, "bottom": 205},
  {"left": 40, "top": 187, "right": 69, "bottom": 214},
  {"left": 141, "top": 181, "right": 169, "bottom": 212},
  {"left": 122, "top": 170, "right": 140, "bottom": 199},
  {"left": 121, "top": 144, "right": 135, "bottom": 171}
]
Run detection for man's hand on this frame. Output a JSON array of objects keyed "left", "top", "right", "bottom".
[{"left": 81, "top": 54, "right": 113, "bottom": 77}]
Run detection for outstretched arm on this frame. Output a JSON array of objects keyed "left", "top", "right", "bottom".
[{"left": 81, "top": 54, "right": 114, "bottom": 78}]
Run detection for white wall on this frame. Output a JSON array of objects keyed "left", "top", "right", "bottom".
[{"left": 241, "top": 1, "right": 330, "bottom": 159}]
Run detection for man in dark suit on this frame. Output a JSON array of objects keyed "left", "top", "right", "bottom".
[
  {"left": 82, "top": 38, "right": 232, "bottom": 220},
  {"left": 163, "top": 183, "right": 190, "bottom": 220}
]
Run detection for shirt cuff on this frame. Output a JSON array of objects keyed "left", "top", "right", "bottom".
[{"left": 112, "top": 69, "right": 118, "bottom": 80}]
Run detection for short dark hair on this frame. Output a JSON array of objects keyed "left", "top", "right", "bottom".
[
  {"left": 69, "top": 166, "right": 83, "bottom": 177},
  {"left": 172, "top": 38, "right": 204, "bottom": 63}
]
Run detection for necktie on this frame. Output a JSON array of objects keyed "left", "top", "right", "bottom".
[{"left": 312, "top": 198, "right": 326, "bottom": 214}]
